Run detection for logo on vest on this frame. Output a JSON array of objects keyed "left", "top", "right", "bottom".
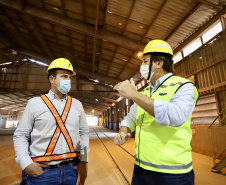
[{"left": 159, "top": 93, "right": 167, "bottom": 96}]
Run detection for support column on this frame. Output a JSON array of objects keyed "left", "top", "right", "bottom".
[
  {"left": 107, "top": 109, "right": 110, "bottom": 129},
  {"left": 111, "top": 107, "right": 113, "bottom": 130},
  {"left": 115, "top": 102, "right": 119, "bottom": 131}
]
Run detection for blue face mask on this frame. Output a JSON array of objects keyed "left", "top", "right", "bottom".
[{"left": 55, "top": 79, "right": 71, "bottom": 94}]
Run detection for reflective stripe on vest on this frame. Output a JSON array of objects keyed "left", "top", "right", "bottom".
[
  {"left": 32, "top": 95, "right": 80, "bottom": 162},
  {"left": 135, "top": 157, "right": 192, "bottom": 170}
]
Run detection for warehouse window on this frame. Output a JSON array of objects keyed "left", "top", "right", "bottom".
[
  {"left": 183, "top": 37, "right": 202, "bottom": 57},
  {"left": 173, "top": 52, "right": 183, "bottom": 64},
  {"left": 202, "top": 21, "right": 223, "bottom": 43}
]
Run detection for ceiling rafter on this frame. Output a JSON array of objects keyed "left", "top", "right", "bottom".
[
  {"left": 26, "top": 15, "right": 55, "bottom": 60},
  {"left": 84, "top": 106, "right": 104, "bottom": 113},
  {"left": 196, "top": 0, "right": 222, "bottom": 10},
  {"left": 72, "top": 94, "right": 112, "bottom": 106},
  {"left": 92, "top": 0, "right": 100, "bottom": 75},
  {"left": 15, "top": 49, "right": 121, "bottom": 84},
  {"left": 1, "top": 25, "right": 136, "bottom": 73},
  {"left": 0, "top": 7, "right": 20, "bottom": 33},
  {"left": 75, "top": 90, "right": 119, "bottom": 94},
  {"left": 79, "top": 91, "right": 117, "bottom": 103},
  {"left": 77, "top": 76, "right": 114, "bottom": 90},
  {"left": 78, "top": 99, "right": 107, "bottom": 109},
  {"left": 106, "top": 0, "right": 137, "bottom": 77},
  {"left": 117, "top": 0, "right": 168, "bottom": 80},
  {"left": 97, "top": 0, "right": 108, "bottom": 73},
  {"left": 0, "top": 95, "right": 37, "bottom": 103},
  {"left": 141, "top": 0, "right": 168, "bottom": 42},
  {"left": 0, "top": 101, "right": 27, "bottom": 109},
  {"left": 82, "top": 103, "right": 106, "bottom": 110},
  {"left": 0, "top": 0, "right": 145, "bottom": 51},
  {"left": 98, "top": 101, "right": 112, "bottom": 107},
  {"left": 174, "top": 7, "right": 226, "bottom": 54},
  {"left": 165, "top": 2, "right": 202, "bottom": 41},
  {"left": 60, "top": 0, "right": 78, "bottom": 69},
  {"left": 16, "top": 0, "right": 24, "bottom": 10},
  {"left": 7, "top": 104, "right": 26, "bottom": 111},
  {"left": 15, "top": 0, "right": 54, "bottom": 59}
]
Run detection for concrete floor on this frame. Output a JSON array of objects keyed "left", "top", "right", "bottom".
[{"left": 0, "top": 127, "right": 225, "bottom": 185}]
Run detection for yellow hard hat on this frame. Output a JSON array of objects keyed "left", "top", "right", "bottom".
[
  {"left": 138, "top": 40, "right": 173, "bottom": 60},
  {"left": 47, "top": 58, "right": 76, "bottom": 75}
]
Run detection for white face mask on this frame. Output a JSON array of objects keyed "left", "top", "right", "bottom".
[
  {"left": 140, "top": 64, "right": 157, "bottom": 80},
  {"left": 54, "top": 79, "right": 71, "bottom": 94},
  {"left": 140, "top": 64, "right": 149, "bottom": 79}
]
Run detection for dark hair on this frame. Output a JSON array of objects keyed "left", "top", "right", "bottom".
[
  {"left": 145, "top": 52, "right": 174, "bottom": 73},
  {"left": 47, "top": 68, "right": 73, "bottom": 83},
  {"left": 47, "top": 68, "right": 61, "bottom": 82}
]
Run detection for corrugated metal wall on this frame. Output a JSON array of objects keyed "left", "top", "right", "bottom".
[
  {"left": 174, "top": 32, "right": 226, "bottom": 91},
  {"left": 174, "top": 31, "right": 226, "bottom": 125}
]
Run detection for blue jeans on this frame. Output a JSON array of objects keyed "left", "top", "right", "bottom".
[
  {"left": 26, "top": 162, "right": 77, "bottom": 185},
  {"left": 132, "top": 165, "right": 195, "bottom": 185}
]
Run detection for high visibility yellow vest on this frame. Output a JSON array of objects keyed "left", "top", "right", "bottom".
[{"left": 135, "top": 75, "right": 199, "bottom": 174}]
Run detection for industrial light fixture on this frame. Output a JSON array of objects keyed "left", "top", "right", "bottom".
[
  {"left": 93, "top": 79, "right": 99, "bottom": 83},
  {"left": 137, "top": 52, "right": 143, "bottom": 57},
  {"left": 0, "top": 62, "right": 12, "bottom": 66},
  {"left": 96, "top": 99, "right": 98, "bottom": 101},
  {"left": 29, "top": 59, "right": 48, "bottom": 66}
]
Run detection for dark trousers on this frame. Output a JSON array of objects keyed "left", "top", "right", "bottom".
[{"left": 131, "top": 165, "right": 195, "bottom": 185}]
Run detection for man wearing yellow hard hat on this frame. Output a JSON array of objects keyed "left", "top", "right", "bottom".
[
  {"left": 14, "top": 58, "right": 89, "bottom": 185},
  {"left": 114, "top": 40, "right": 199, "bottom": 185}
]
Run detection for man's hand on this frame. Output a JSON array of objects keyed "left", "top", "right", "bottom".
[
  {"left": 114, "top": 132, "right": 131, "bottom": 145},
  {"left": 113, "top": 78, "right": 137, "bottom": 99},
  {"left": 76, "top": 161, "right": 88, "bottom": 185},
  {"left": 24, "top": 162, "right": 49, "bottom": 177}
]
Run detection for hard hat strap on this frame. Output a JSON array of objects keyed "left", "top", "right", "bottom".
[{"left": 147, "top": 55, "right": 153, "bottom": 80}]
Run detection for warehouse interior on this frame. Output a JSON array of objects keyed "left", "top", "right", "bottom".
[{"left": 0, "top": 0, "right": 226, "bottom": 184}]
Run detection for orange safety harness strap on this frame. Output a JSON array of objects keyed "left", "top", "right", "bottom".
[
  {"left": 33, "top": 152, "right": 80, "bottom": 162},
  {"left": 32, "top": 95, "right": 80, "bottom": 162},
  {"left": 42, "top": 95, "right": 74, "bottom": 154}
]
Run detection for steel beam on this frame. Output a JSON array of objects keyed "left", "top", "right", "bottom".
[
  {"left": 26, "top": 15, "right": 55, "bottom": 60},
  {"left": 16, "top": 50, "right": 121, "bottom": 84},
  {"left": 0, "top": 0, "right": 144, "bottom": 51},
  {"left": 98, "top": 101, "right": 112, "bottom": 107},
  {"left": 174, "top": 7, "right": 226, "bottom": 54},
  {"left": 92, "top": 0, "right": 100, "bottom": 74},
  {"left": 196, "top": 0, "right": 222, "bottom": 10},
  {"left": 0, "top": 101, "right": 28, "bottom": 108},
  {"left": 79, "top": 91, "right": 117, "bottom": 103},
  {"left": 165, "top": 3, "right": 202, "bottom": 41}
]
